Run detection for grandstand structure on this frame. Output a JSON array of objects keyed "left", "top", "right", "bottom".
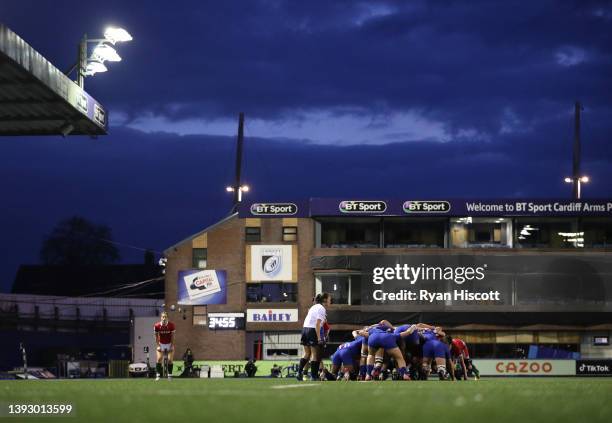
[
  {"left": 164, "top": 198, "right": 612, "bottom": 361},
  {"left": 0, "top": 24, "right": 107, "bottom": 136}
]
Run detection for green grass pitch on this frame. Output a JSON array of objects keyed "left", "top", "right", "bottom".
[{"left": 2, "top": 378, "right": 612, "bottom": 423}]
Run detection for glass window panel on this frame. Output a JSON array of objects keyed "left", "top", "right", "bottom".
[
  {"left": 450, "top": 217, "right": 511, "bottom": 248},
  {"left": 384, "top": 218, "right": 445, "bottom": 248},
  {"left": 319, "top": 275, "right": 350, "bottom": 304},
  {"left": 283, "top": 226, "right": 298, "bottom": 242},
  {"left": 514, "top": 218, "right": 577, "bottom": 248},
  {"left": 246, "top": 227, "right": 261, "bottom": 242},
  {"left": 246, "top": 283, "right": 297, "bottom": 303},
  {"left": 192, "top": 248, "right": 207, "bottom": 269},
  {"left": 582, "top": 218, "right": 612, "bottom": 248},
  {"left": 320, "top": 218, "right": 380, "bottom": 248}
]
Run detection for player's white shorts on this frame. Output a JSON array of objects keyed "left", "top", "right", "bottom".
[{"left": 157, "top": 343, "right": 173, "bottom": 352}]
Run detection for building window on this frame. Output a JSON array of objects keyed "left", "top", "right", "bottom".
[
  {"left": 192, "top": 248, "right": 207, "bottom": 269},
  {"left": 247, "top": 283, "right": 297, "bottom": 303},
  {"left": 246, "top": 227, "right": 261, "bottom": 242},
  {"left": 384, "top": 218, "right": 445, "bottom": 248},
  {"left": 316, "top": 274, "right": 361, "bottom": 305},
  {"left": 450, "top": 217, "right": 512, "bottom": 248},
  {"left": 514, "top": 218, "right": 577, "bottom": 248},
  {"left": 581, "top": 218, "right": 612, "bottom": 248},
  {"left": 320, "top": 218, "right": 380, "bottom": 248},
  {"left": 193, "top": 306, "right": 206, "bottom": 326},
  {"left": 283, "top": 226, "right": 298, "bottom": 242}
]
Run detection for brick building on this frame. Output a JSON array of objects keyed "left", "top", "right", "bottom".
[{"left": 164, "top": 198, "right": 612, "bottom": 361}]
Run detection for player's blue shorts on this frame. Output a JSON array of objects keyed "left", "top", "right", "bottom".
[
  {"left": 404, "top": 331, "right": 420, "bottom": 346},
  {"left": 423, "top": 339, "right": 448, "bottom": 359},
  {"left": 339, "top": 349, "right": 357, "bottom": 367},
  {"left": 368, "top": 332, "right": 400, "bottom": 350},
  {"left": 331, "top": 351, "right": 342, "bottom": 367}
]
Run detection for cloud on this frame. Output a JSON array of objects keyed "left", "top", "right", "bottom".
[
  {"left": 555, "top": 46, "right": 589, "bottom": 67},
  {"left": 121, "top": 108, "right": 450, "bottom": 144}
]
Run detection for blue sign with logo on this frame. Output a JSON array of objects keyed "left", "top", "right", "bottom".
[{"left": 178, "top": 269, "right": 227, "bottom": 305}]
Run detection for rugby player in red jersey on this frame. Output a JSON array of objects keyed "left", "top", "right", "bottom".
[
  {"left": 447, "top": 335, "right": 479, "bottom": 380},
  {"left": 154, "top": 311, "right": 176, "bottom": 380}
]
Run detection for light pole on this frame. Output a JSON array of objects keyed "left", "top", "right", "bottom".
[
  {"left": 226, "top": 185, "right": 250, "bottom": 203},
  {"left": 65, "top": 27, "right": 132, "bottom": 89},
  {"left": 564, "top": 176, "right": 589, "bottom": 200}
]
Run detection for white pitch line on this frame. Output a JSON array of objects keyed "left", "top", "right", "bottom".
[{"left": 271, "top": 384, "right": 320, "bottom": 389}]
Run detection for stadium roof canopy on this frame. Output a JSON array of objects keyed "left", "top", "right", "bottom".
[{"left": 0, "top": 24, "right": 107, "bottom": 136}]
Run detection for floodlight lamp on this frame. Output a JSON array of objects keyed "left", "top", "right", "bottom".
[
  {"left": 85, "top": 61, "right": 107, "bottom": 75},
  {"left": 104, "top": 27, "right": 133, "bottom": 44},
  {"left": 93, "top": 44, "right": 121, "bottom": 62}
]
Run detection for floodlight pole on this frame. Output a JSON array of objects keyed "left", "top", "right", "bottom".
[
  {"left": 77, "top": 34, "right": 87, "bottom": 89},
  {"left": 572, "top": 101, "right": 581, "bottom": 200},
  {"left": 232, "top": 112, "right": 245, "bottom": 209}
]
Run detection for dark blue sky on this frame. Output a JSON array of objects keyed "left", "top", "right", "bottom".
[{"left": 1, "top": 0, "right": 611, "bottom": 291}]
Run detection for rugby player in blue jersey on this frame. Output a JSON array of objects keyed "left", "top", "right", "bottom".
[
  {"left": 357, "top": 322, "right": 416, "bottom": 381},
  {"left": 421, "top": 327, "right": 454, "bottom": 380},
  {"left": 321, "top": 335, "right": 365, "bottom": 381},
  {"left": 394, "top": 322, "right": 435, "bottom": 379}
]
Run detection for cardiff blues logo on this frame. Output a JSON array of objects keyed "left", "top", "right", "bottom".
[{"left": 262, "top": 254, "right": 282, "bottom": 278}]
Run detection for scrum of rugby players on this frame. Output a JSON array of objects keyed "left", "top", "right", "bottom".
[{"left": 319, "top": 320, "right": 475, "bottom": 382}]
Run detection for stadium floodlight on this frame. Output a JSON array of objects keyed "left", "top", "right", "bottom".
[
  {"left": 65, "top": 26, "right": 132, "bottom": 88},
  {"left": 104, "top": 27, "right": 133, "bottom": 44},
  {"left": 226, "top": 185, "right": 250, "bottom": 202},
  {"left": 92, "top": 44, "right": 121, "bottom": 62},
  {"left": 564, "top": 175, "right": 590, "bottom": 199},
  {"left": 85, "top": 61, "right": 107, "bottom": 76}
]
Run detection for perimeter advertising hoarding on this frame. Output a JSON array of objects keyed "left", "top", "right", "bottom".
[
  {"left": 473, "top": 360, "right": 575, "bottom": 376},
  {"left": 178, "top": 269, "right": 227, "bottom": 305},
  {"left": 360, "top": 254, "right": 612, "bottom": 310},
  {"left": 174, "top": 360, "right": 585, "bottom": 377},
  {"left": 575, "top": 360, "right": 612, "bottom": 376}
]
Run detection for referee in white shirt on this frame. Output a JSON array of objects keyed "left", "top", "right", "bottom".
[{"left": 297, "top": 292, "right": 331, "bottom": 381}]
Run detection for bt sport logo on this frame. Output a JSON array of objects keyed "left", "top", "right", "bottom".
[
  {"left": 403, "top": 201, "right": 451, "bottom": 213},
  {"left": 339, "top": 200, "right": 387, "bottom": 213},
  {"left": 250, "top": 203, "right": 298, "bottom": 215}
]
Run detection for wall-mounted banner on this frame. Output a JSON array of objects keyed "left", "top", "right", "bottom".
[
  {"left": 473, "top": 359, "right": 575, "bottom": 376},
  {"left": 178, "top": 269, "right": 227, "bottom": 305},
  {"left": 246, "top": 308, "right": 299, "bottom": 322},
  {"left": 250, "top": 245, "right": 293, "bottom": 281},
  {"left": 361, "top": 253, "right": 612, "bottom": 310},
  {"left": 309, "top": 198, "right": 612, "bottom": 217}
]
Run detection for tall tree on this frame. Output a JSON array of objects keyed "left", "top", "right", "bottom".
[{"left": 40, "top": 216, "right": 120, "bottom": 265}]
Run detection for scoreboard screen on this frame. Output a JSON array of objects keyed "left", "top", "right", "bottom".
[{"left": 208, "top": 313, "right": 245, "bottom": 330}]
